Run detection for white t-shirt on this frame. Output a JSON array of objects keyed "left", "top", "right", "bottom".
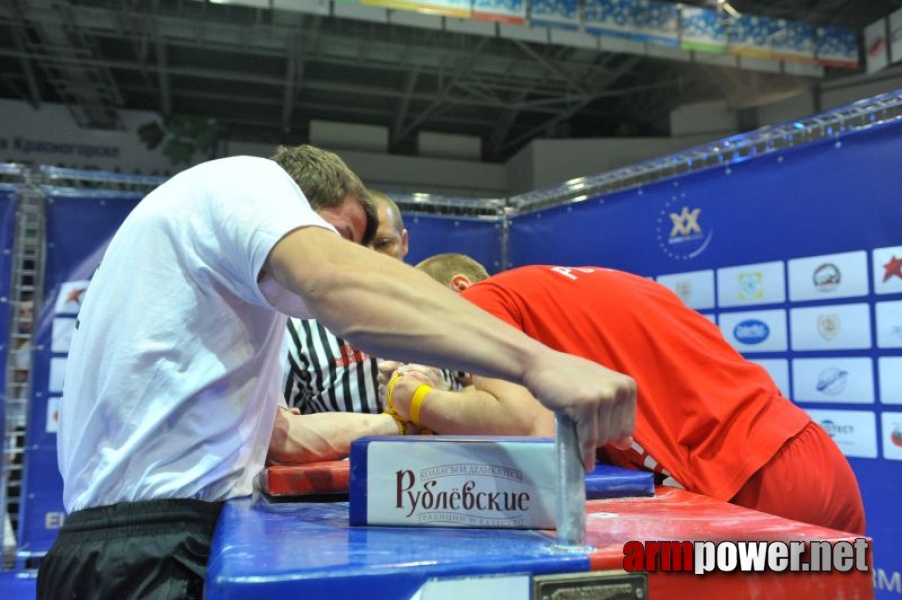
[{"left": 58, "top": 156, "right": 337, "bottom": 512}]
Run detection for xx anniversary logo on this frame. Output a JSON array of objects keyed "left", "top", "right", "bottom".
[{"left": 656, "top": 193, "right": 714, "bottom": 261}]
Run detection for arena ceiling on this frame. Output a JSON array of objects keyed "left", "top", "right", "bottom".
[{"left": 1, "top": 0, "right": 901, "bottom": 163}]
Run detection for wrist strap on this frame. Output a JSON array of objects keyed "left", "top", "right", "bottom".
[
  {"left": 409, "top": 384, "right": 433, "bottom": 427},
  {"left": 386, "top": 373, "right": 402, "bottom": 416}
]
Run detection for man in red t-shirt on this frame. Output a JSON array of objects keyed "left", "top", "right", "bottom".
[{"left": 385, "top": 253, "right": 865, "bottom": 535}]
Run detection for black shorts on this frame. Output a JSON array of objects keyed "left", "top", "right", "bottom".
[{"left": 37, "top": 498, "right": 224, "bottom": 600}]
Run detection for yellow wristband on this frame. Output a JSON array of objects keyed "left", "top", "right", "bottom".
[
  {"left": 409, "top": 384, "right": 432, "bottom": 427},
  {"left": 386, "top": 373, "right": 402, "bottom": 416}
]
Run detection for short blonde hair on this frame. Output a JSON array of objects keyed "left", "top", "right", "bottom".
[
  {"left": 415, "top": 253, "right": 490, "bottom": 286},
  {"left": 271, "top": 144, "right": 377, "bottom": 244}
]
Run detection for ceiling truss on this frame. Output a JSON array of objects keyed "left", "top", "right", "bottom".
[{"left": 1, "top": 0, "right": 899, "bottom": 161}]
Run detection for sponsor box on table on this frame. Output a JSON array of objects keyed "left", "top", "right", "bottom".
[{"left": 349, "top": 436, "right": 559, "bottom": 528}]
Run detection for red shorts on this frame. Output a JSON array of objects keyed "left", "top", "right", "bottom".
[{"left": 730, "top": 420, "right": 866, "bottom": 534}]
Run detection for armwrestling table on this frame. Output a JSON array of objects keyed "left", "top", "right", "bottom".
[{"left": 205, "top": 485, "right": 873, "bottom": 600}]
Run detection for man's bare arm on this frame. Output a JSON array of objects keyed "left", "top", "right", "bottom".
[{"left": 268, "top": 408, "right": 400, "bottom": 464}]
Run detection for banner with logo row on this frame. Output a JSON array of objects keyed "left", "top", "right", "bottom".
[{"left": 656, "top": 249, "right": 902, "bottom": 462}]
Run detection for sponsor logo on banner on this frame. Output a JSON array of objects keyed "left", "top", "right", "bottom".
[
  {"left": 873, "top": 246, "right": 902, "bottom": 294},
  {"left": 720, "top": 309, "right": 787, "bottom": 352},
  {"left": 670, "top": 206, "right": 702, "bottom": 238},
  {"left": 792, "top": 357, "right": 874, "bottom": 404},
  {"left": 788, "top": 251, "right": 867, "bottom": 301},
  {"left": 739, "top": 272, "right": 764, "bottom": 301},
  {"left": 813, "top": 263, "right": 841, "bottom": 291},
  {"left": 55, "top": 280, "right": 90, "bottom": 314},
  {"left": 656, "top": 270, "right": 715, "bottom": 310},
  {"left": 717, "top": 262, "right": 785, "bottom": 307},
  {"left": 807, "top": 409, "right": 877, "bottom": 458},
  {"left": 674, "top": 280, "right": 692, "bottom": 301},
  {"left": 820, "top": 419, "right": 854, "bottom": 437},
  {"left": 656, "top": 196, "right": 713, "bottom": 260},
  {"left": 883, "top": 255, "right": 902, "bottom": 283},
  {"left": 790, "top": 304, "right": 872, "bottom": 351},
  {"left": 46, "top": 397, "right": 61, "bottom": 434},
  {"left": 734, "top": 319, "right": 770, "bottom": 344},
  {"left": 816, "top": 368, "right": 848, "bottom": 396},
  {"left": 882, "top": 413, "right": 902, "bottom": 460},
  {"left": 876, "top": 301, "right": 902, "bottom": 348},
  {"left": 817, "top": 314, "right": 841, "bottom": 340}
]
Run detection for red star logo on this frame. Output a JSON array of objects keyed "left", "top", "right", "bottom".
[
  {"left": 883, "top": 256, "right": 902, "bottom": 283},
  {"left": 66, "top": 287, "right": 86, "bottom": 305}
]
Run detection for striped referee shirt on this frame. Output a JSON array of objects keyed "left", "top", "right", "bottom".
[{"left": 283, "top": 317, "right": 462, "bottom": 414}]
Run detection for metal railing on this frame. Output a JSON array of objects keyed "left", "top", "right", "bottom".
[{"left": 392, "top": 192, "right": 506, "bottom": 219}]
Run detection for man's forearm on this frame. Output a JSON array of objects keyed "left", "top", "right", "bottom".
[
  {"left": 268, "top": 409, "right": 399, "bottom": 464},
  {"left": 418, "top": 387, "right": 553, "bottom": 437},
  {"left": 391, "top": 377, "right": 555, "bottom": 437}
]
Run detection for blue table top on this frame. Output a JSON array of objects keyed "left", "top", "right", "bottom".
[{"left": 205, "top": 496, "right": 591, "bottom": 600}]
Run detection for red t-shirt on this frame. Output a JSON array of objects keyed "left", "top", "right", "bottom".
[{"left": 461, "top": 265, "right": 810, "bottom": 501}]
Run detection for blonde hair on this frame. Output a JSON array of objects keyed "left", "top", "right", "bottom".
[
  {"left": 271, "top": 144, "right": 377, "bottom": 244},
  {"left": 415, "top": 253, "right": 490, "bottom": 286}
]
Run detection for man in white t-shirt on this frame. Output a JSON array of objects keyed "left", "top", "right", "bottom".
[{"left": 37, "top": 145, "right": 637, "bottom": 600}]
